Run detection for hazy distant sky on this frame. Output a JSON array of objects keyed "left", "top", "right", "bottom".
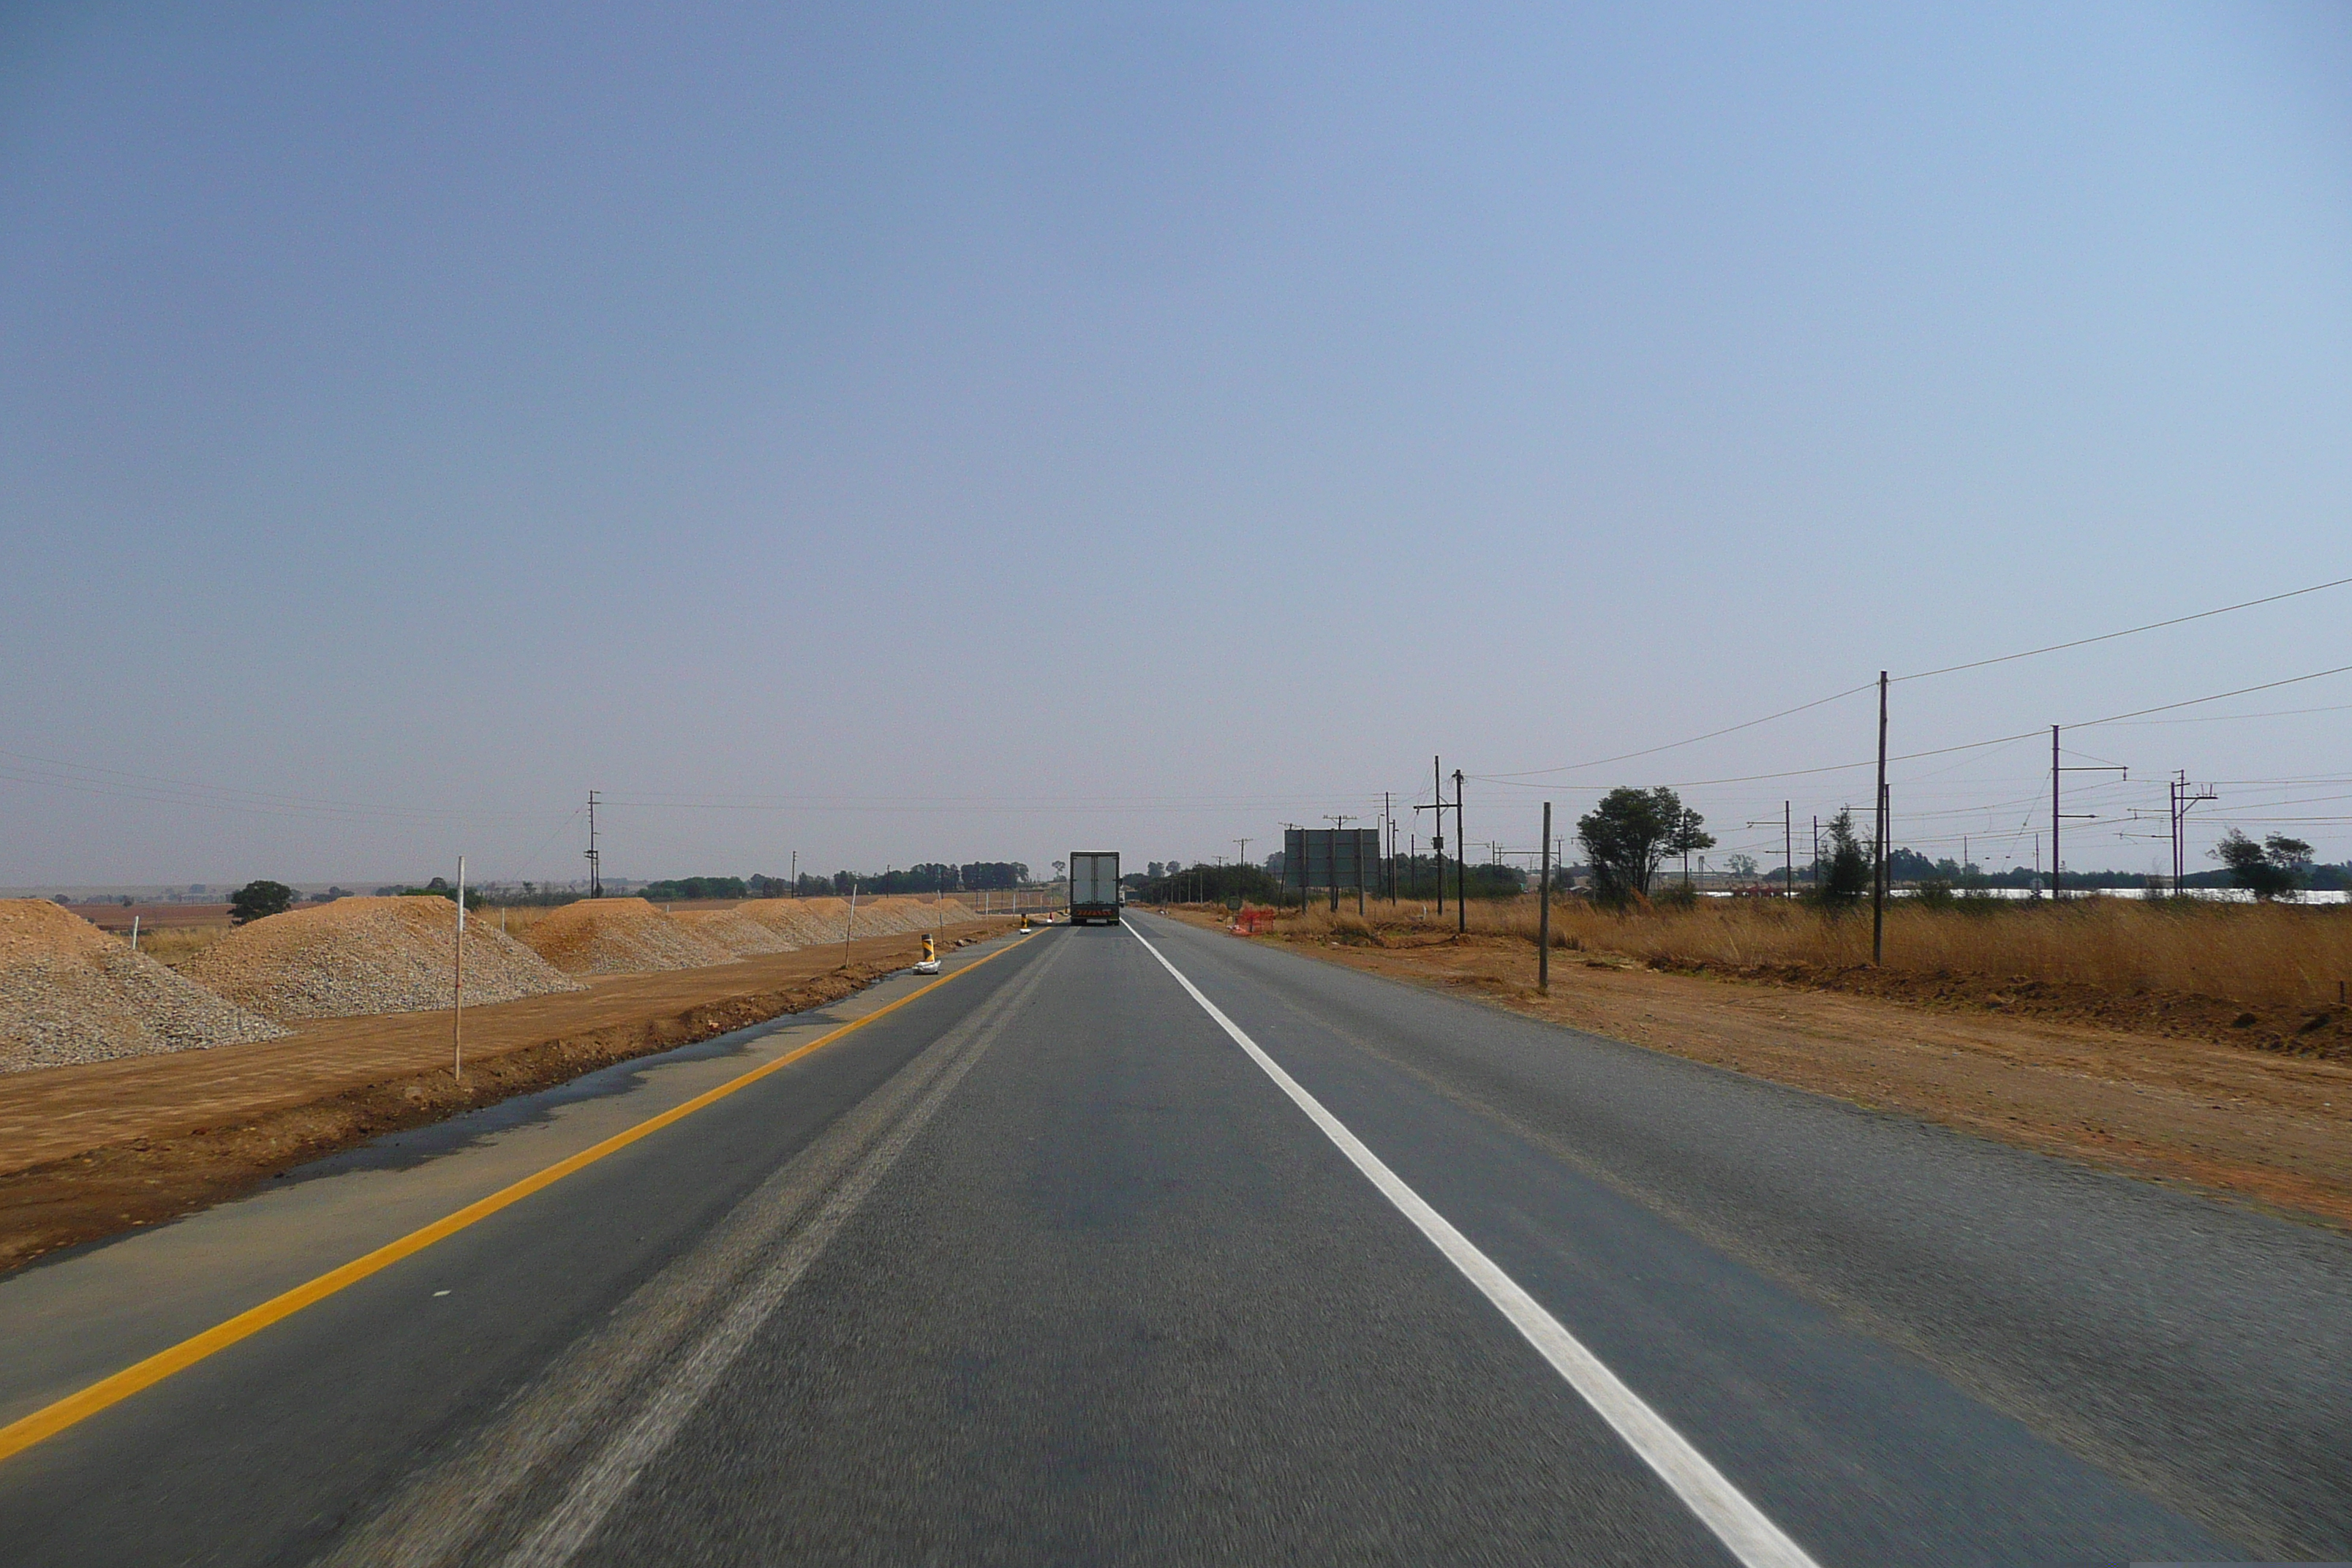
[{"left": 4, "top": 2, "right": 2349, "bottom": 889}]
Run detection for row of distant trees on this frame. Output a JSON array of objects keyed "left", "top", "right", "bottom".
[
  {"left": 189, "top": 822, "right": 2348, "bottom": 929},
  {"left": 1572, "top": 786, "right": 2341, "bottom": 906},
  {"left": 1129, "top": 856, "right": 1531, "bottom": 903},
  {"left": 633, "top": 862, "right": 1035, "bottom": 900}
]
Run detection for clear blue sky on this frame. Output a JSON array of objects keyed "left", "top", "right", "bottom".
[{"left": 4, "top": 2, "right": 2348, "bottom": 889}]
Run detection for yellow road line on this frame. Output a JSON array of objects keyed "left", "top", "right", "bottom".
[{"left": 0, "top": 933, "right": 1034, "bottom": 1466}]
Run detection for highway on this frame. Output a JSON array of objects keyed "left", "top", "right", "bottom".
[{"left": 1, "top": 911, "right": 2345, "bottom": 1564}]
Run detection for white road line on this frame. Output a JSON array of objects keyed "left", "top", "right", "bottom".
[{"left": 1126, "top": 920, "right": 1821, "bottom": 1568}]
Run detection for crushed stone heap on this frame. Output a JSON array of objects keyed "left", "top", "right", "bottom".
[
  {"left": 0, "top": 899, "right": 286, "bottom": 1072},
  {"left": 671, "top": 908, "right": 799, "bottom": 958},
  {"left": 517, "top": 897, "right": 734, "bottom": 975},
  {"left": 740, "top": 896, "right": 975, "bottom": 946},
  {"left": 744, "top": 900, "right": 851, "bottom": 946},
  {"left": 186, "top": 896, "right": 582, "bottom": 1022}
]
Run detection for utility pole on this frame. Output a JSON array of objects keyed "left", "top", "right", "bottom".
[
  {"left": 1812, "top": 815, "right": 1821, "bottom": 892},
  {"left": 1872, "top": 671, "right": 1888, "bottom": 964},
  {"left": 1384, "top": 791, "right": 1394, "bottom": 901},
  {"left": 2166, "top": 772, "right": 2217, "bottom": 894},
  {"left": 1413, "top": 758, "right": 1446, "bottom": 917},
  {"left": 790, "top": 849, "right": 797, "bottom": 897},
  {"left": 585, "top": 790, "right": 602, "bottom": 899},
  {"left": 1453, "top": 769, "right": 1468, "bottom": 934},
  {"left": 1235, "top": 839, "right": 1251, "bottom": 881},
  {"left": 1420, "top": 761, "right": 1439, "bottom": 921},
  {"left": 2168, "top": 777, "right": 2179, "bottom": 893},
  {"left": 1538, "top": 801, "right": 1553, "bottom": 996},
  {"left": 1785, "top": 801, "right": 1794, "bottom": 899},
  {"left": 2051, "top": 724, "right": 2124, "bottom": 901}
]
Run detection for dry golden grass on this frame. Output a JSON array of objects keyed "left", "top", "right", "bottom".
[
  {"left": 1254, "top": 895, "right": 2352, "bottom": 1014},
  {"left": 135, "top": 924, "right": 232, "bottom": 970},
  {"left": 485, "top": 903, "right": 557, "bottom": 940}
]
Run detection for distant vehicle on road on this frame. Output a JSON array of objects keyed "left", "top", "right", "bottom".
[{"left": 1068, "top": 852, "right": 1121, "bottom": 925}]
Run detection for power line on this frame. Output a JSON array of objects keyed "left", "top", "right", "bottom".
[
  {"left": 1891, "top": 573, "right": 2352, "bottom": 682},
  {"left": 2071, "top": 663, "right": 2352, "bottom": 728},
  {"left": 1484, "top": 572, "right": 2352, "bottom": 783},
  {"left": 0, "top": 749, "right": 549, "bottom": 822},
  {"left": 1477, "top": 659, "right": 2352, "bottom": 794},
  {"left": 1480, "top": 683, "right": 1874, "bottom": 780},
  {"left": 2103, "top": 701, "right": 2352, "bottom": 728}
]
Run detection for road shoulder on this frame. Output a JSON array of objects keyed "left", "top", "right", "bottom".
[{"left": 1163, "top": 910, "right": 2352, "bottom": 1229}]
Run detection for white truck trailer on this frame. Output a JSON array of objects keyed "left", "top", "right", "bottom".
[{"left": 1068, "top": 851, "right": 1121, "bottom": 925}]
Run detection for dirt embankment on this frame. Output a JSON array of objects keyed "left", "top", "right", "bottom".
[
  {"left": 1190, "top": 910, "right": 2352, "bottom": 1230},
  {"left": 0, "top": 921, "right": 1008, "bottom": 1273}
]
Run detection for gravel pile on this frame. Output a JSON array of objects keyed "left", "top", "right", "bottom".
[
  {"left": 864, "top": 899, "right": 927, "bottom": 933},
  {"left": 741, "top": 896, "right": 974, "bottom": 945},
  {"left": 739, "top": 902, "right": 832, "bottom": 946},
  {"left": 519, "top": 898, "right": 734, "bottom": 975},
  {"left": 0, "top": 900, "right": 286, "bottom": 1072},
  {"left": 186, "top": 897, "right": 582, "bottom": 1022},
  {"left": 768, "top": 897, "right": 899, "bottom": 941},
  {"left": 869, "top": 897, "right": 969, "bottom": 933},
  {"left": 671, "top": 908, "right": 799, "bottom": 958}
]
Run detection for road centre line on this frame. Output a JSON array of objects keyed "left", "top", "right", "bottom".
[
  {"left": 1124, "top": 920, "right": 1821, "bottom": 1568},
  {"left": 497, "top": 939, "right": 1047, "bottom": 1568},
  {"left": 0, "top": 932, "right": 1035, "bottom": 1468}
]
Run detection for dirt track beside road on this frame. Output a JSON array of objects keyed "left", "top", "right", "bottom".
[{"left": 0, "top": 921, "right": 1005, "bottom": 1272}]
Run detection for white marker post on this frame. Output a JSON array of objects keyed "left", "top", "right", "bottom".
[
  {"left": 128, "top": 914, "right": 140, "bottom": 954},
  {"left": 843, "top": 878, "right": 858, "bottom": 965},
  {"left": 452, "top": 855, "right": 466, "bottom": 1080}
]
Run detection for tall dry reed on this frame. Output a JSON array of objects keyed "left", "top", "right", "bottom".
[
  {"left": 135, "top": 924, "right": 231, "bottom": 970},
  {"left": 486, "top": 902, "right": 557, "bottom": 939},
  {"left": 1257, "top": 895, "right": 2352, "bottom": 1014}
]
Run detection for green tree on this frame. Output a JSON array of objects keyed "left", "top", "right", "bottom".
[
  {"left": 1812, "top": 808, "right": 1872, "bottom": 911},
  {"left": 2212, "top": 829, "right": 2312, "bottom": 900},
  {"left": 393, "top": 875, "right": 485, "bottom": 911},
  {"left": 1577, "top": 786, "right": 1688, "bottom": 904},
  {"left": 228, "top": 879, "right": 295, "bottom": 925},
  {"left": 1667, "top": 806, "right": 1714, "bottom": 884}
]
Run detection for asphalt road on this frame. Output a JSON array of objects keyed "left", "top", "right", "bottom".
[{"left": 1, "top": 911, "right": 2345, "bottom": 1565}]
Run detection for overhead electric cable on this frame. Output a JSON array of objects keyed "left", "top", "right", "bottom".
[
  {"left": 1462, "top": 683, "right": 1879, "bottom": 781},
  {"left": 1484, "top": 572, "right": 2351, "bottom": 783},
  {"left": 1892, "top": 573, "right": 2352, "bottom": 682},
  {"left": 2070, "top": 663, "right": 2352, "bottom": 728},
  {"left": 1481, "top": 660, "right": 2352, "bottom": 794}
]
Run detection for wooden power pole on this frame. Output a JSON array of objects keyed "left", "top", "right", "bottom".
[{"left": 1538, "top": 801, "right": 1552, "bottom": 995}]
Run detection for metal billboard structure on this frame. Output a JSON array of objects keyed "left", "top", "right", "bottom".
[{"left": 1286, "top": 827, "right": 1383, "bottom": 911}]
